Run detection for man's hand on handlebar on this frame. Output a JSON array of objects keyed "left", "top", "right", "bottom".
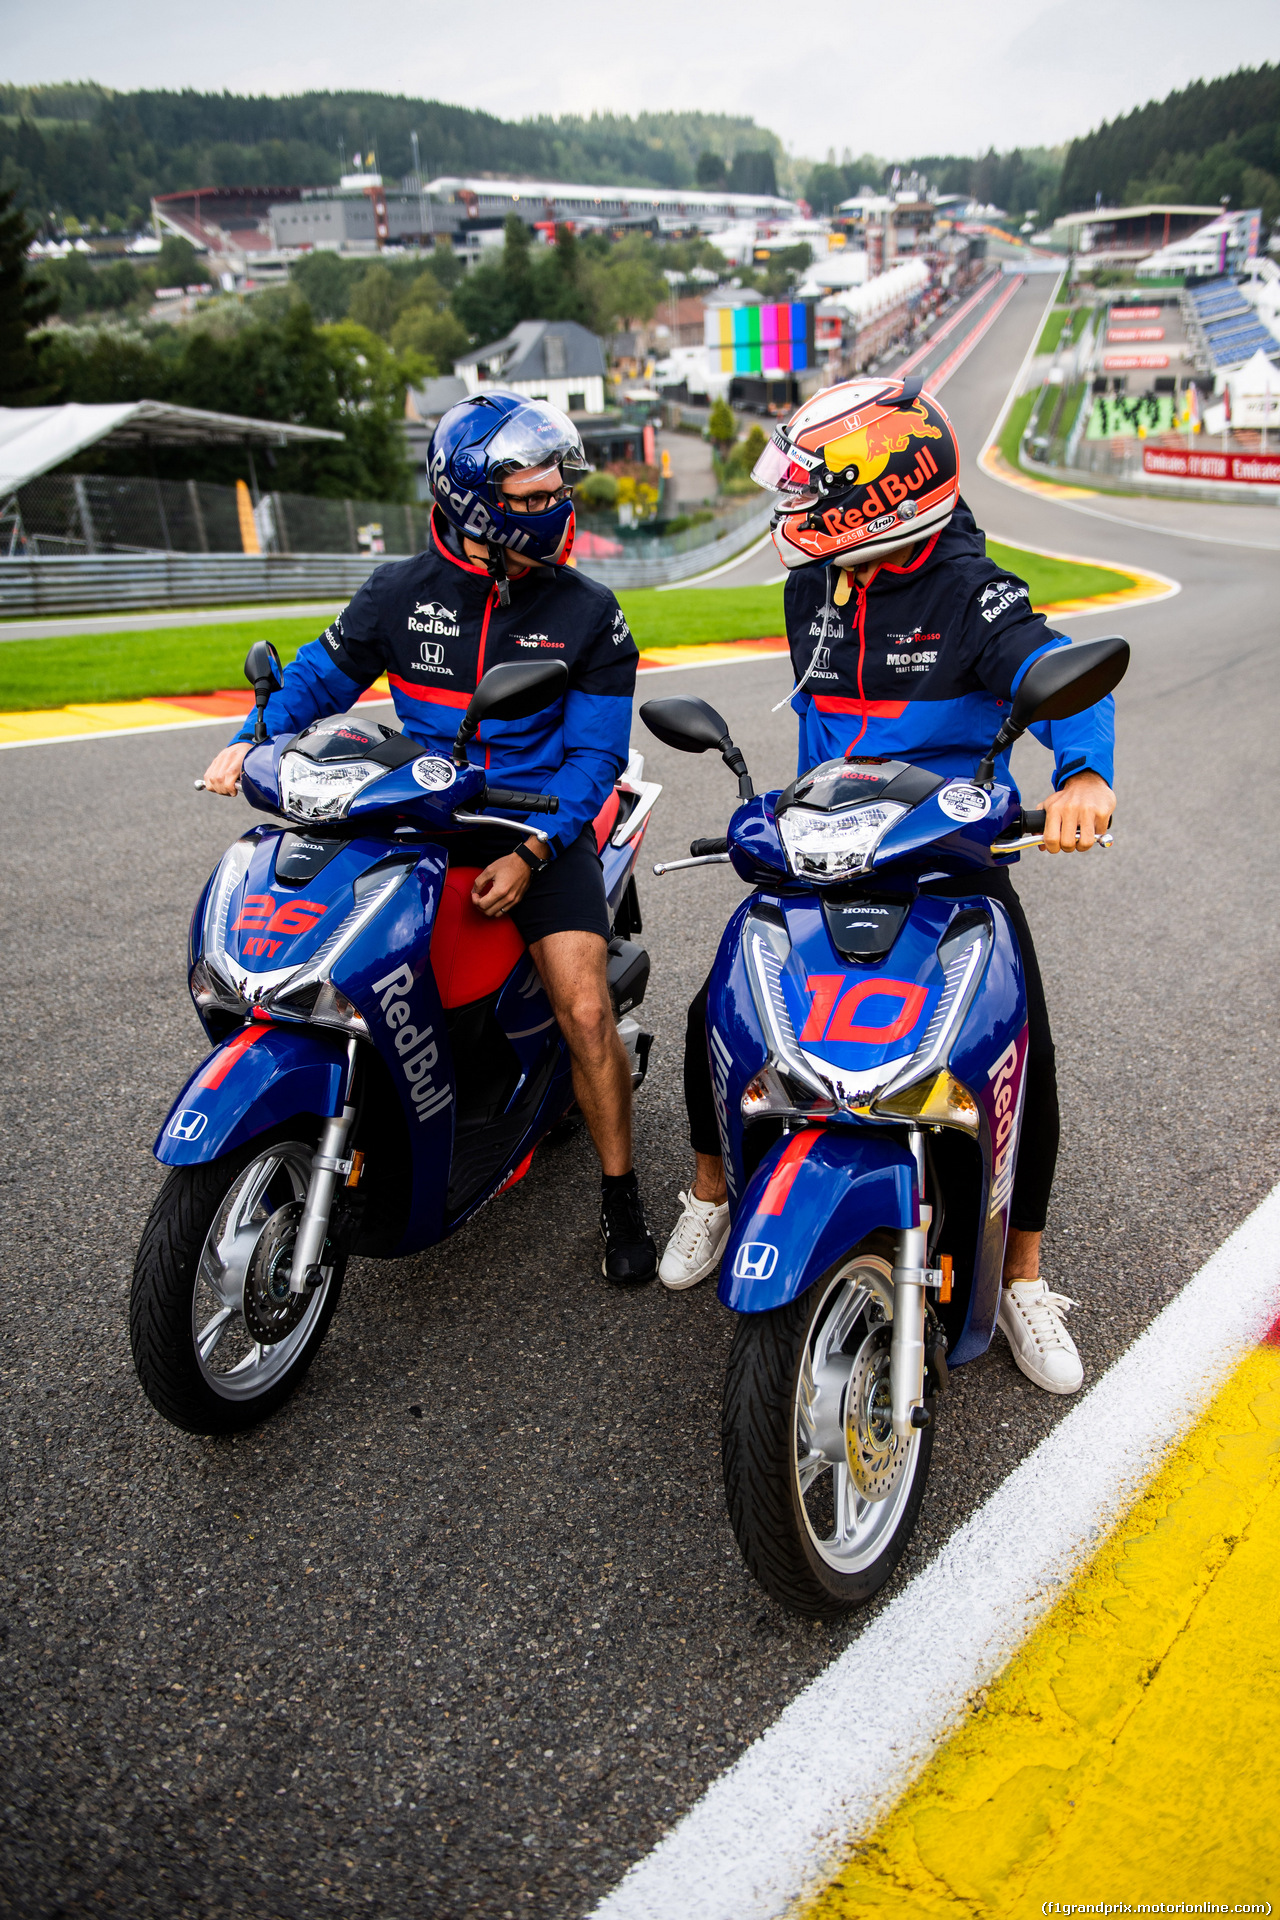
[
  {"left": 471, "top": 839, "right": 548, "bottom": 919},
  {"left": 202, "top": 743, "right": 250, "bottom": 796},
  {"left": 1038, "top": 770, "right": 1115, "bottom": 854}
]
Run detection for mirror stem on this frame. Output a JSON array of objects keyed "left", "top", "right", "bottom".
[
  {"left": 252, "top": 688, "right": 270, "bottom": 745},
  {"left": 719, "top": 737, "right": 755, "bottom": 801},
  {"left": 975, "top": 719, "right": 1021, "bottom": 790}
]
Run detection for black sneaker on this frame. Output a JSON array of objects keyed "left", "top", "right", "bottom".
[{"left": 600, "top": 1175, "right": 657, "bottom": 1288}]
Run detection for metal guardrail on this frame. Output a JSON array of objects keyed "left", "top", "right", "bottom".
[
  {"left": 574, "top": 498, "right": 773, "bottom": 589},
  {"left": 0, "top": 552, "right": 389, "bottom": 619}
]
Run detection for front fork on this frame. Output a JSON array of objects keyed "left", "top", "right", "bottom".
[
  {"left": 889, "top": 1127, "right": 943, "bottom": 1439},
  {"left": 289, "top": 1038, "right": 360, "bottom": 1295}
]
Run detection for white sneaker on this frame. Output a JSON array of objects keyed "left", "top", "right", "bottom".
[
  {"left": 998, "top": 1280, "right": 1084, "bottom": 1394},
  {"left": 659, "top": 1190, "right": 730, "bottom": 1291}
]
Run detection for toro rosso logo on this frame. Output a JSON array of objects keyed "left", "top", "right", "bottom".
[{"left": 372, "top": 963, "right": 452, "bottom": 1123}]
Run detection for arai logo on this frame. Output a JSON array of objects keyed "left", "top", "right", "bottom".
[
  {"left": 937, "top": 782, "right": 992, "bottom": 824},
  {"left": 411, "top": 757, "right": 457, "bottom": 792}
]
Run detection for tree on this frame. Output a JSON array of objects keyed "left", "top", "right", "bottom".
[
  {"left": 346, "top": 263, "right": 399, "bottom": 337},
  {"left": 708, "top": 396, "right": 736, "bottom": 455},
  {"left": 696, "top": 150, "right": 727, "bottom": 188},
  {"left": 729, "top": 151, "right": 777, "bottom": 196},
  {"left": 291, "top": 249, "right": 354, "bottom": 322},
  {"left": 806, "top": 164, "right": 849, "bottom": 215},
  {"left": 0, "top": 184, "right": 58, "bottom": 401}
]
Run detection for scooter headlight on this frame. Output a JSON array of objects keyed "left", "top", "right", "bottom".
[
  {"left": 777, "top": 802, "right": 908, "bottom": 881},
  {"left": 279, "top": 751, "right": 389, "bottom": 824}
]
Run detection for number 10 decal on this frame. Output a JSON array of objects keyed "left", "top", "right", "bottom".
[{"left": 799, "top": 972, "right": 928, "bottom": 1046}]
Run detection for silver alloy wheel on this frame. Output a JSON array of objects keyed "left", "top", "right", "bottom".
[
  {"left": 793, "top": 1254, "right": 922, "bottom": 1574},
  {"left": 191, "top": 1141, "right": 332, "bottom": 1401}
]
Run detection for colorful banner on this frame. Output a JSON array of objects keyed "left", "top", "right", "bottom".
[
  {"left": 1144, "top": 448, "right": 1280, "bottom": 484},
  {"left": 704, "top": 302, "right": 816, "bottom": 375}
]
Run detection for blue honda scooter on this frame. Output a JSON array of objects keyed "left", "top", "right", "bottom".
[
  {"left": 130, "top": 649, "right": 661, "bottom": 1435},
  {"left": 641, "top": 635, "right": 1127, "bottom": 1618}
]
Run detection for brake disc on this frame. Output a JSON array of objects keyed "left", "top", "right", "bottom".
[
  {"left": 844, "top": 1324, "right": 901, "bottom": 1501},
  {"left": 242, "top": 1204, "right": 310, "bottom": 1344}
]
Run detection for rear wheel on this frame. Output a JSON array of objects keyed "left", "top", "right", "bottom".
[
  {"left": 722, "top": 1252, "right": 934, "bottom": 1618},
  {"left": 130, "top": 1130, "right": 345, "bottom": 1435}
]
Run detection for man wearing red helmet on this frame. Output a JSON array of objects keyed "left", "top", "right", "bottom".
[{"left": 658, "top": 376, "right": 1115, "bottom": 1396}]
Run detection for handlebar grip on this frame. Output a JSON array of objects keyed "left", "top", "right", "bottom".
[
  {"left": 690, "top": 835, "right": 730, "bottom": 857},
  {"left": 1021, "top": 808, "right": 1046, "bottom": 834},
  {"left": 483, "top": 787, "right": 559, "bottom": 814}
]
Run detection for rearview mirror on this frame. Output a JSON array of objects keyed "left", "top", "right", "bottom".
[
  {"left": 453, "top": 660, "right": 568, "bottom": 766},
  {"left": 1011, "top": 635, "right": 1130, "bottom": 729},
  {"left": 640, "top": 696, "right": 755, "bottom": 800},
  {"left": 244, "top": 639, "right": 284, "bottom": 694},
  {"left": 244, "top": 640, "right": 284, "bottom": 743},
  {"left": 640, "top": 696, "right": 731, "bottom": 755},
  {"left": 976, "top": 636, "right": 1129, "bottom": 787}
]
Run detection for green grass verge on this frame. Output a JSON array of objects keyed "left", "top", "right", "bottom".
[
  {"left": 0, "top": 547, "right": 1134, "bottom": 713},
  {"left": 1037, "top": 308, "right": 1069, "bottom": 353}
]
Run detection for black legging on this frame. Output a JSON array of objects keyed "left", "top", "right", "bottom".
[{"left": 682, "top": 869, "right": 1059, "bottom": 1234}]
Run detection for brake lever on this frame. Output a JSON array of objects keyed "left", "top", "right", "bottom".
[
  {"left": 991, "top": 831, "right": 1114, "bottom": 854},
  {"left": 652, "top": 853, "right": 732, "bottom": 875}
]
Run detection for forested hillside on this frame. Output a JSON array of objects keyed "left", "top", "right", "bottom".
[
  {"left": 0, "top": 87, "right": 784, "bottom": 228},
  {"left": 1059, "top": 64, "right": 1279, "bottom": 223}
]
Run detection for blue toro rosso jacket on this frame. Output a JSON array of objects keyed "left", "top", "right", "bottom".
[
  {"left": 234, "top": 513, "right": 639, "bottom": 858},
  {"left": 785, "top": 499, "right": 1115, "bottom": 789}
]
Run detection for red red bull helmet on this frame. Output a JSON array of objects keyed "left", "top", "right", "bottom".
[{"left": 752, "top": 374, "right": 960, "bottom": 569}]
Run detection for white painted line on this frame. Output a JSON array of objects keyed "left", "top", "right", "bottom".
[
  {"left": 0, "top": 600, "right": 345, "bottom": 643},
  {"left": 592, "top": 1182, "right": 1280, "bottom": 1920},
  {"left": 927, "top": 273, "right": 1026, "bottom": 395}
]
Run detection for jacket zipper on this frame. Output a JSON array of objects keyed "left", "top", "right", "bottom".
[{"left": 475, "top": 584, "right": 497, "bottom": 770}]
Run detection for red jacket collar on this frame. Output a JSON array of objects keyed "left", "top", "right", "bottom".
[
  {"left": 879, "top": 531, "right": 940, "bottom": 576},
  {"left": 430, "top": 509, "right": 490, "bottom": 577}
]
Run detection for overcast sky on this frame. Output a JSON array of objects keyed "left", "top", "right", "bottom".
[{"left": 7, "top": 0, "right": 1278, "bottom": 164}]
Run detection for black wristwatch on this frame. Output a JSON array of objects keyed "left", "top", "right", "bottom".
[{"left": 513, "top": 842, "right": 546, "bottom": 874}]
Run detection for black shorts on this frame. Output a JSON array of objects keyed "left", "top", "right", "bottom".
[{"left": 447, "top": 824, "right": 611, "bottom": 946}]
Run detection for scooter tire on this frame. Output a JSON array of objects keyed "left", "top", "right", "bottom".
[
  {"left": 130, "top": 1129, "right": 345, "bottom": 1437},
  {"left": 722, "top": 1260, "right": 934, "bottom": 1620}
]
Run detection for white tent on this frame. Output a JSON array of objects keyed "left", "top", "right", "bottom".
[
  {"left": 1220, "top": 348, "right": 1280, "bottom": 428},
  {"left": 0, "top": 400, "right": 343, "bottom": 495}
]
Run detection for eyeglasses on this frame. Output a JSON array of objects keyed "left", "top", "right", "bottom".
[{"left": 499, "top": 483, "right": 575, "bottom": 515}]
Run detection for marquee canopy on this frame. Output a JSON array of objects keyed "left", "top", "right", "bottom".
[{"left": 0, "top": 400, "right": 344, "bottom": 495}]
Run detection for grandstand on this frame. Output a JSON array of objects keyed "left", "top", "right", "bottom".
[{"left": 1182, "top": 277, "right": 1280, "bottom": 373}]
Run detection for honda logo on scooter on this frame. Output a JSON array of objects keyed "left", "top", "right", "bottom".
[{"left": 732, "top": 1242, "right": 778, "bottom": 1281}]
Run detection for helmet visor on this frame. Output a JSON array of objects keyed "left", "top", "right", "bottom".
[
  {"left": 484, "top": 400, "right": 589, "bottom": 484},
  {"left": 750, "top": 428, "right": 821, "bottom": 497}
]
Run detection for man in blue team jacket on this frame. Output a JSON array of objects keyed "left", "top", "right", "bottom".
[
  {"left": 658, "top": 377, "right": 1115, "bottom": 1394},
  {"left": 204, "top": 393, "right": 658, "bottom": 1286}
]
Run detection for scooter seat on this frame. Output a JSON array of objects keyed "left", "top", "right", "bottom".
[{"left": 430, "top": 868, "right": 527, "bottom": 1010}]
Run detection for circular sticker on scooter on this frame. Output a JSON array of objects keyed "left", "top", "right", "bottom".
[
  {"left": 937, "top": 781, "right": 992, "bottom": 824},
  {"left": 411, "top": 756, "right": 457, "bottom": 791}
]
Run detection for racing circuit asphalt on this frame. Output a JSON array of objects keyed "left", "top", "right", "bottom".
[{"left": 2, "top": 276, "right": 1279, "bottom": 1919}]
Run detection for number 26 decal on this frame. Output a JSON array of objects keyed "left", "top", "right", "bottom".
[{"left": 799, "top": 972, "right": 928, "bottom": 1045}]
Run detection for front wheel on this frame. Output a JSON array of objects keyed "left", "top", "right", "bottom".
[
  {"left": 130, "top": 1130, "right": 345, "bottom": 1435},
  {"left": 722, "top": 1252, "right": 934, "bottom": 1618}
]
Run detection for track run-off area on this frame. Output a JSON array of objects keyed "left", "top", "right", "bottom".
[{"left": 2, "top": 273, "right": 1278, "bottom": 1918}]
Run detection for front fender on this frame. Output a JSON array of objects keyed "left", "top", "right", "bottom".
[
  {"left": 155, "top": 1024, "right": 349, "bottom": 1166},
  {"left": 718, "top": 1127, "right": 918, "bottom": 1313}
]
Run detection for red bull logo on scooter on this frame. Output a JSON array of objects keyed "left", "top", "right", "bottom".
[
  {"left": 986, "top": 1029, "right": 1028, "bottom": 1219},
  {"left": 373, "top": 963, "right": 452, "bottom": 1123}
]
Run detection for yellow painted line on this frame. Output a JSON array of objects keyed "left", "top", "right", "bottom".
[
  {"left": 794, "top": 1339, "right": 1280, "bottom": 1918},
  {"left": 979, "top": 438, "right": 1098, "bottom": 501},
  {"left": 0, "top": 676, "right": 393, "bottom": 750}
]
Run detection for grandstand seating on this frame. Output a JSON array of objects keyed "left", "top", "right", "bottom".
[{"left": 1182, "top": 277, "right": 1280, "bottom": 369}]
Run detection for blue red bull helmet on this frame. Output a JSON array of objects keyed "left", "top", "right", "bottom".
[
  {"left": 752, "top": 375, "right": 959, "bottom": 568},
  {"left": 427, "top": 390, "right": 589, "bottom": 568}
]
